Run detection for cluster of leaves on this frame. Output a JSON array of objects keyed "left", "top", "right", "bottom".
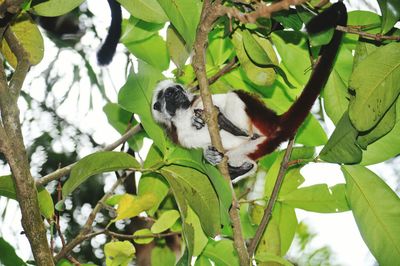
[{"left": 0, "top": 0, "right": 400, "bottom": 265}]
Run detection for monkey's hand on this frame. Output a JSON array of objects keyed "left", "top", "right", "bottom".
[
  {"left": 204, "top": 146, "right": 223, "bottom": 165},
  {"left": 192, "top": 109, "right": 205, "bottom": 130}
]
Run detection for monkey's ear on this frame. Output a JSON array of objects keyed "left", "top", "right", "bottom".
[{"left": 97, "top": 0, "right": 122, "bottom": 65}]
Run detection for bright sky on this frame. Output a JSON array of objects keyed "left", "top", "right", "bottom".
[{"left": 0, "top": 1, "right": 398, "bottom": 265}]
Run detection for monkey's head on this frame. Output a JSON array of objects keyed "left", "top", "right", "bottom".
[{"left": 152, "top": 80, "right": 193, "bottom": 127}]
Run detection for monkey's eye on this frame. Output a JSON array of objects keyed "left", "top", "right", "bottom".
[{"left": 153, "top": 102, "right": 161, "bottom": 111}]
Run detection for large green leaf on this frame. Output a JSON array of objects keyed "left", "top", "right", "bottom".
[
  {"left": 255, "top": 253, "right": 294, "bottom": 266},
  {"left": 30, "top": 0, "right": 84, "bottom": 16},
  {"left": 377, "top": 0, "right": 400, "bottom": 34},
  {"left": 342, "top": 165, "right": 400, "bottom": 265},
  {"left": 104, "top": 240, "right": 135, "bottom": 266},
  {"left": 62, "top": 151, "right": 140, "bottom": 197},
  {"left": 281, "top": 184, "right": 349, "bottom": 213},
  {"left": 0, "top": 237, "right": 26, "bottom": 266},
  {"left": 349, "top": 42, "right": 400, "bottom": 131},
  {"left": 203, "top": 240, "right": 239, "bottom": 266},
  {"left": 123, "top": 34, "right": 169, "bottom": 70},
  {"left": 121, "top": 18, "right": 164, "bottom": 43},
  {"left": 118, "top": 61, "right": 166, "bottom": 152},
  {"left": 319, "top": 111, "right": 362, "bottom": 164},
  {"left": 119, "top": 0, "right": 168, "bottom": 23},
  {"left": 157, "top": 0, "right": 202, "bottom": 49},
  {"left": 161, "top": 165, "right": 220, "bottom": 236}
]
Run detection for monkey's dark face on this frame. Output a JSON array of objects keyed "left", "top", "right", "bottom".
[{"left": 152, "top": 81, "right": 193, "bottom": 126}]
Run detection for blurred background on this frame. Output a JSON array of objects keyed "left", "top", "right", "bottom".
[{"left": 0, "top": 1, "right": 398, "bottom": 265}]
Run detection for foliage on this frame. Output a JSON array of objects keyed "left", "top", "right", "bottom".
[{"left": 0, "top": 0, "right": 399, "bottom": 265}]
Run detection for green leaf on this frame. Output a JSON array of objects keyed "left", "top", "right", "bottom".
[
  {"left": 63, "top": 151, "right": 140, "bottom": 197},
  {"left": 151, "top": 210, "right": 180, "bottom": 234},
  {"left": 1, "top": 13, "right": 44, "bottom": 68},
  {"left": 119, "top": 0, "right": 168, "bottom": 23},
  {"left": 232, "top": 30, "right": 276, "bottom": 87},
  {"left": 255, "top": 252, "right": 294, "bottom": 266},
  {"left": 253, "top": 203, "right": 297, "bottom": 256},
  {"left": 37, "top": 186, "right": 55, "bottom": 219},
  {"left": 281, "top": 184, "right": 350, "bottom": 213},
  {"left": 345, "top": 11, "right": 381, "bottom": 47},
  {"left": 118, "top": 61, "right": 166, "bottom": 152},
  {"left": 113, "top": 193, "right": 157, "bottom": 222},
  {"left": 185, "top": 206, "right": 208, "bottom": 256},
  {"left": 342, "top": 165, "right": 400, "bottom": 265},
  {"left": 121, "top": 17, "right": 164, "bottom": 43},
  {"left": 271, "top": 31, "right": 310, "bottom": 85},
  {"left": 0, "top": 175, "right": 16, "bottom": 199},
  {"left": 104, "top": 240, "right": 135, "bottom": 266},
  {"left": 151, "top": 246, "right": 175, "bottom": 266},
  {"left": 319, "top": 111, "right": 362, "bottom": 164},
  {"left": 133, "top": 229, "right": 154, "bottom": 244},
  {"left": 103, "top": 103, "right": 143, "bottom": 151},
  {"left": 242, "top": 30, "right": 278, "bottom": 67},
  {"left": 30, "top": 0, "right": 84, "bottom": 16},
  {"left": 123, "top": 34, "right": 169, "bottom": 70},
  {"left": 138, "top": 173, "right": 169, "bottom": 216},
  {"left": 0, "top": 237, "right": 26, "bottom": 266},
  {"left": 194, "top": 256, "right": 212, "bottom": 266},
  {"left": 377, "top": 0, "right": 400, "bottom": 34},
  {"left": 157, "top": 0, "right": 202, "bottom": 49},
  {"left": 167, "top": 25, "right": 190, "bottom": 69},
  {"left": 203, "top": 240, "right": 239, "bottom": 266},
  {"left": 160, "top": 165, "right": 220, "bottom": 236},
  {"left": 273, "top": 9, "right": 302, "bottom": 31},
  {"left": 349, "top": 42, "right": 400, "bottom": 131},
  {"left": 206, "top": 28, "right": 234, "bottom": 66},
  {"left": 357, "top": 102, "right": 396, "bottom": 149},
  {"left": 361, "top": 119, "right": 400, "bottom": 165},
  {"left": 323, "top": 46, "right": 353, "bottom": 124}
]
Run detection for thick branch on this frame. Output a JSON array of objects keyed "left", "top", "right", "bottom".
[
  {"left": 192, "top": 1, "right": 249, "bottom": 265},
  {"left": 36, "top": 124, "right": 142, "bottom": 186},
  {"left": 0, "top": 44, "right": 54, "bottom": 266},
  {"left": 247, "top": 139, "right": 295, "bottom": 257}
]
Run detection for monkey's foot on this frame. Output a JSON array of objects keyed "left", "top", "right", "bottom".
[{"left": 204, "top": 146, "right": 223, "bottom": 165}]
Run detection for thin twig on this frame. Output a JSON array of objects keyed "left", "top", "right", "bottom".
[
  {"left": 36, "top": 124, "right": 142, "bottom": 187},
  {"left": 247, "top": 138, "right": 295, "bottom": 257},
  {"left": 336, "top": 25, "right": 400, "bottom": 41}
]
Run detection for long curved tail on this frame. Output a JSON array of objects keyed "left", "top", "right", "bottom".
[
  {"left": 97, "top": 0, "right": 122, "bottom": 65},
  {"left": 278, "top": 2, "right": 347, "bottom": 139}
]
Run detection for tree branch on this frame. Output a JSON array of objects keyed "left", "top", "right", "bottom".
[
  {"left": 36, "top": 124, "right": 142, "bottom": 186},
  {"left": 0, "top": 29, "right": 54, "bottom": 265},
  {"left": 54, "top": 175, "right": 126, "bottom": 262},
  {"left": 192, "top": 1, "right": 249, "bottom": 265},
  {"left": 336, "top": 25, "right": 400, "bottom": 41},
  {"left": 247, "top": 138, "right": 295, "bottom": 257}
]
